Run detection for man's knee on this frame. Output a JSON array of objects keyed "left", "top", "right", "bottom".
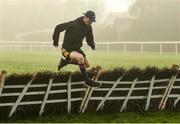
[
  {"left": 85, "top": 63, "right": 90, "bottom": 68},
  {"left": 77, "top": 55, "right": 84, "bottom": 64},
  {"left": 70, "top": 52, "right": 83, "bottom": 64}
]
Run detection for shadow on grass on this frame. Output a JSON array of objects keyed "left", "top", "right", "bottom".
[{"left": 1, "top": 111, "right": 180, "bottom": 123}]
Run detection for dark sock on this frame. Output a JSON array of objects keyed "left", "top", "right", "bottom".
[{"left": 79, "top": 64, "right": 90, "bottom": 82}]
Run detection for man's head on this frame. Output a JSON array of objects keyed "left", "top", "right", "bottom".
[{"left": 83, "top": 10, "right": 96, "bottom": 26}]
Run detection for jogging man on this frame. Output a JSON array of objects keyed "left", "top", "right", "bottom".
[{"left": 52, "top": 10, "right": 101, "bottom": 87}]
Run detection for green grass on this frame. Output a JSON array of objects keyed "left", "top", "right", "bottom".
[
  {"left": 1, "top": 50, "right": 180, "bottom": 123},
  {"left": 2, "top": 111, "right": 180, "bottom": 123},
  {"left": 0, "top": 50, "right": 180, "bottom": 74}
]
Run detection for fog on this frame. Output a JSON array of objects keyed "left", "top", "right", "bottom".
[{"left": 0, "top": 0, "right": 180, "bottom": 42}]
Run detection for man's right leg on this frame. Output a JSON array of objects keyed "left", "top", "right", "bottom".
[
  {"left": 70, "top": 52, "right": 90, "bottom": 82},
  {"left": 70, "top": 51, "right": 101, "bottom": 88}
]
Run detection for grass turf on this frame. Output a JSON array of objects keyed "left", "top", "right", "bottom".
[
  {"left": 1, "top": 111, "right": 180, "bottom": 123},
  {"left": 0, "top": 51, "right": 180, "bottom": 123},
  {"left": 0, "top": 50, "right": 180, "bottom": 74}
]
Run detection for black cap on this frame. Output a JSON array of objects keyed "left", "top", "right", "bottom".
[{"left": 83, "top": 10, "right": 96, "bottom": 22}]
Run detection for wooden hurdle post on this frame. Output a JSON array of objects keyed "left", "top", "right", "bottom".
[
  {"left": 158, "top": 74, "right": 177, "bottom": 110},
  {"left": 0, "top": 70, "right": 7, "bottom": 97}
]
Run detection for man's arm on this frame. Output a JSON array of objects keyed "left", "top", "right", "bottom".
[
  {"left": 52, "top": 22, "right": 70, "bottom": 47},
  {"left": 86, "top": 26, "right": 95, "bottom": 50}
]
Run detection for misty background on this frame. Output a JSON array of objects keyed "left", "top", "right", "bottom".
[{"left": 0, "top": 0, "right": 180, "bottom": 42}]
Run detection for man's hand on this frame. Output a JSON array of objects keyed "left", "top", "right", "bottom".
[
  {"left": 53, "top": 41, "right": 58, "bottom": 47},
  {"left": 91, "top": 44, "right": 96, "bottom": 50}
]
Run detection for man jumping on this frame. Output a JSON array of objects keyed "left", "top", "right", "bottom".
[{"left": 52, "top": 10, "right": 101, "bottom": 88}]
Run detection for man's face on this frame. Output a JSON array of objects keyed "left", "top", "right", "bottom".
[{"left": 83, "top": 16, "right": 93, "bottom": 26}]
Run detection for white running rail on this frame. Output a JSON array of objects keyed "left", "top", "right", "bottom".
[{"left": 0, "top": 41, "right": 180, "bottom": 55}]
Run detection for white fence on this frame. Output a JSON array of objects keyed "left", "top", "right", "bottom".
[
  {"left": 0, "top": 72, "right": 180, "bottom": 117},
  {"left": 0, "top": 41, "right": 180, "bottom": 55}
]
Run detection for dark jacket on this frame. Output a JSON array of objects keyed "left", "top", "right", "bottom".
[{"left": 53, "top": 16, "right": 95, "bottom": 51}]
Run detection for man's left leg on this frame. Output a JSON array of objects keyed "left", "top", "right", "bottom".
[
  {"left": 58, "top": 48, "right": 79, "bottom": 70},
  {"left": 58, "top": 58, "right": 78, "bottom": 70}
]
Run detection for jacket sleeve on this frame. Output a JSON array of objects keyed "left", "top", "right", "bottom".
[
  {"left": 52, "top": 22, "right": 70, "bottom": 46},
  {"left": 85, "top": 26, "right": 95, "bottom": 47}
]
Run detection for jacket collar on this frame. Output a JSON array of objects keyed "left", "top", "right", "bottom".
[{"left": 75, "top": 16, "right": 87, "bottom": 27}]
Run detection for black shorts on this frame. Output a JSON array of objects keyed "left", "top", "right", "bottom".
[{"left": 61, "top": 48, "right": 86, "bottom": 60}]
